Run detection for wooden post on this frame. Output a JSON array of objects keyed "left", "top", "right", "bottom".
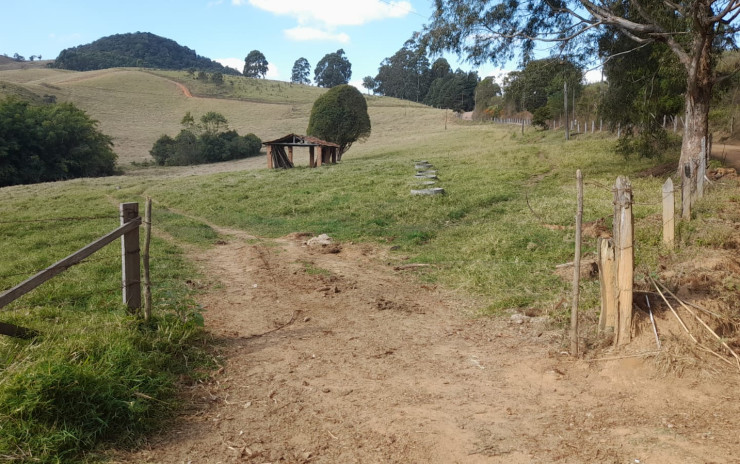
[
  {"left": 309, "top": 146, "right": 315, "bottom": 168},
  {"left": 564, "top": 82, "right": 569, "bottom": 140},
  {"left": 614, "top": 177, "right": 633, "bottom": 346},
  {"left": 331, "top": 148, "right": 337, "bottom": 164},
  {"left": 317, "top": 147, "right": 323, "bottom": 167},
  {"left": 288, "top": 146, "right": 294, "bottom": 163},
  {"left": 698, "top": 137, "right": 706, "bottom": 199},
  {"left": 267, "top": 145, "right": 274, "bottom": 169},
  {"left": 597, "top": 237, "right": 617, "bottom": 333},
  {"left": 143, "top": 197, "right": 152, "bottom": 321},
  {"left": 600, "top": 119, "right": 603, "bottom": 132},
  {"left": 662, "top": 178, "right": 675, "bottom": 249},
  {"left": 571, "top": 170, "right": 583, "bottom": 356},
  {"left": 682, "top": 162, "right": 692, "bottom": 220},
  {"left": 521, "top": 119, "right": 525, "bottom": 134},
  {"left": 120, "top": 202, "right": 141, "bottom": 314}
]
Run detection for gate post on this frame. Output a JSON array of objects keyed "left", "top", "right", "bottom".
[{"left": 120, "top": 203, "right": 141, "bottom": 313}]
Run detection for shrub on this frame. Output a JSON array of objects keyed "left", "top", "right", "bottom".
[
  {"left": 307, "top": 84, "right": 370, "bottom": 159},
  {"left": 0, "top": 98, "right": 117, "bottom": 186},
  {"left": 149, "top": 114, "right": 262, "bottom": 166}
]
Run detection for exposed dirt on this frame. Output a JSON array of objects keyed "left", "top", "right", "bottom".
[{"left": 112, "top": 220, "right": 740, "bottom": 463}]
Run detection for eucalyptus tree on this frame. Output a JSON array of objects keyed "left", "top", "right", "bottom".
[
  {"left": 243, "top": 50, "right": 268, "bottom": 78},
  {"left": 422, "top": 0, "right": 740, "bottom": 177},
  {"left": 291, "top": 57, "right": 311, "bottom": 84}
]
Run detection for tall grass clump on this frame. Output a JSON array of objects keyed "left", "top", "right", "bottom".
[{"left": 0, "top": 181, "right": 210, "bottom": 463}]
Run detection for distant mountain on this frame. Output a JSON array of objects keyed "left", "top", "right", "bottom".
[{"left": 50, "top": 32, "right": 240, "bottom": 75}]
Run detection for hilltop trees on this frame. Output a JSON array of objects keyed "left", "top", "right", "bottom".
[
  {"left": 421, "top": 0, "right": 740, "bottom": 179},
  {"left": 50, "top": 32, "right": 239, "bottom": 75},
  {"left": 291, "top": 57, "right": 311, "bottom": 84},
  {"left": 473, "top": 77, "right": 502, "bottom": 119},
  {"left": 0, "top": 98, "right": 117, "bottom": 186},
  {"left": 243, "top": 50, "right": 268, "bottom": 78},
  {"left": 314, "top": 49, "right": 352, "bottom": 88},
  {"left": 151, "top": 112, "right": 261, "bottom": 166},
  {"left": 307, "top": 84, "right": 371, "bottom": 159},
  {"left": 362, "top": 76, "right": 377, "bottom": 94}
]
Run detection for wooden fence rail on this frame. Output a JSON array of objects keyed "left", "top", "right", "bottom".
[{"left": 0, "top": 203, "right": 142, "bottom": 338}]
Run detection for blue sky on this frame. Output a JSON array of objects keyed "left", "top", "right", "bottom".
[{"left": 1, "top": 0, "right": 599, "bottom": 86}]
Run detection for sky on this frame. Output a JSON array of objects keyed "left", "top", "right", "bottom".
[{"left": 1, "top": 0, "right": 601, "bottom": 87}]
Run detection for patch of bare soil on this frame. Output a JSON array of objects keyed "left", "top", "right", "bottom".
[{"left": 113, "top": 229, "right": 740, "bottom": 463}]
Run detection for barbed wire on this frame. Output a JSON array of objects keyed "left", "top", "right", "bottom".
[{"left": 0, "top": 214, "right": 119, "bottom": 225}]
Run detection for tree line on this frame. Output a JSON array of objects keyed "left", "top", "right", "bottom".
[{"left": 243, "top": 49, "right": 353, "bottom": 89}]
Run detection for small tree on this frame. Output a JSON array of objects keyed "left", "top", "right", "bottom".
[
  {"left": 307, "top": 84, "right": 371, "bottom": 159},
  {"left": 291, "top": 57, "right": 311, "bottom": 84},
  {"left": 210, "top": 72, "right": 224, "bottom": 84},
  {"left": 314, "top": 49, "right": 352, "bottom": 88},
  {"left": 244, "top": 50, "right": 268, "bottom": 78},
  {"left": 362, "top": 76, "right": 376, "bottom": 95}
]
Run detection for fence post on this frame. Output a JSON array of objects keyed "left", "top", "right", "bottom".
[
  {"left": 597, "top": 237, "right": 617, "bottom": 333},
  {"left": 120, "top": 202, "right": 141, "bottom": 314},
  {"left": 614, "top": 176, "right": 634, "bottom": 346},
  {"left": 682, "top": 162, "right": 692, "bottom": 220},
  {"left": 143, "top": 198, "right": 152, "bottom": 321},
  {"left": 698, "top": 137, "right": 706, "bottom": 199},
  {"left": 571, "top": 170, "right": 583, "bottom": 356},
  {"left": 662, "top": 178, "right": 675, "bottom": 249}
]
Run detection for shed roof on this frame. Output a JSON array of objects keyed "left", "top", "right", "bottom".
[{"left": 262, "top": 133, "right": 339, "bottom": 148}]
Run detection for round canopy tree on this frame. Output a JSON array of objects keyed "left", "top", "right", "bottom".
[{"left": 307, "top": 84, "right": 371, "bottom": 160}]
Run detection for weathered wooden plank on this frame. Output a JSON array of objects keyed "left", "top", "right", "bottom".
[
  {"left": 597, "top": 237, "right": 617, "bottom": 332},
  {"left": 0, "top": 218, "right": 141, "bottom": 309}
]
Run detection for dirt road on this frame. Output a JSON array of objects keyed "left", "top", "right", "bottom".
[{"left": 113, "top": 226, "right": 740, "bottom": 464}]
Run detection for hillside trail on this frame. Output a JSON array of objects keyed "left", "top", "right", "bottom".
[{"left": 112, "top": 219, "right": 740, "bottom": 463}]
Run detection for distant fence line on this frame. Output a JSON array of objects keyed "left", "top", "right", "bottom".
[{"left": 490, "top": 115, "right": 686, "bottom": 135}]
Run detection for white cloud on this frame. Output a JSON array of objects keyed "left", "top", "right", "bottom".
[
  {"left": 243, "top": 0, "right": 412, "bottom": 26},
  {"left": 284, "top": 27, "right": 350, "bottom": 43},
  {"left": 215, "top": 57, "right": 243, "bottom": 73},
  {"left": 266, "top": 63, "right": 279, "bottom": 79}
]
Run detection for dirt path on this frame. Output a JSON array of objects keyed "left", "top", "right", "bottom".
[
  {"left": 111, "top": 225, "right": 740, "bottom": 463},
  {"left": 711, "top": 143, "right": 740, "bottom": 171}
]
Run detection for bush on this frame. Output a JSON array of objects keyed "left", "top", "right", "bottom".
[
  {"left": 532, "top": 106, "right": 552, "bottom": 130},
  {"left": 0, "top": 98, "right": 117, "bottom": 186},
  {"left": 149, "top": 114, "right": 262, "bottom": 166},
  {"left": 307, "top": 84, "right": 370, "bottom": 158}
]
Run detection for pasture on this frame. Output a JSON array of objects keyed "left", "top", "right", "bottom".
[{"left": 1, "top": 67, "right": 739, "bottom": 462}]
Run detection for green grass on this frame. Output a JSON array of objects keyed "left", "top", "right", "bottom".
[
  {"left": 0, "top": 182, "right": 210, "bottom": 463},
  {"left": 2, "top": 66, "right": 736, "bottom": 461}
]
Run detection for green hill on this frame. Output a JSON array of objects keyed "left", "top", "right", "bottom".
[{"left": 49, "top": 32, "right": 240, "bottom": 75}]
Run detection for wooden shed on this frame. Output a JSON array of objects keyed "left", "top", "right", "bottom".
[{"left": 263, "top": 134, "right": 340, "bottom": 169}]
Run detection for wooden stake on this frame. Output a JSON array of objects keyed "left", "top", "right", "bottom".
[
  {"left": 143, "top": 197, "right": 152, "bottom": 321},
  {"left": 120, "top": 202, "right": 141, "bottom": 314},
  {"left": 662, "top": 178, "right": 675, "bottom": 249},
  {"left": 615, "top": 177, "right": 633, "bottom": 346},
  {"left": 597, "top": 237, "right": 617, "bottom": 332},
  {"left": 571, "top": 170, "right": 583, "bottom": 356},
  {"left": 682, "top": 162, "right": 692, "bottom": 220}
]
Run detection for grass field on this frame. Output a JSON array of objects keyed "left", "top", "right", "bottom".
[{"left": 2, "top": 66, "right": 729, "bottom": 462}]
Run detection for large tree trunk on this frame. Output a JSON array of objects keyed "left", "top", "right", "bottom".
[{"left": 677, "top": 31, "right": 714, "bottom": 195}]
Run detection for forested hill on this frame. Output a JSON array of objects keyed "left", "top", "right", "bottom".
[{"left": 49, "top": 32, "right": 240, "bottom": 75}]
